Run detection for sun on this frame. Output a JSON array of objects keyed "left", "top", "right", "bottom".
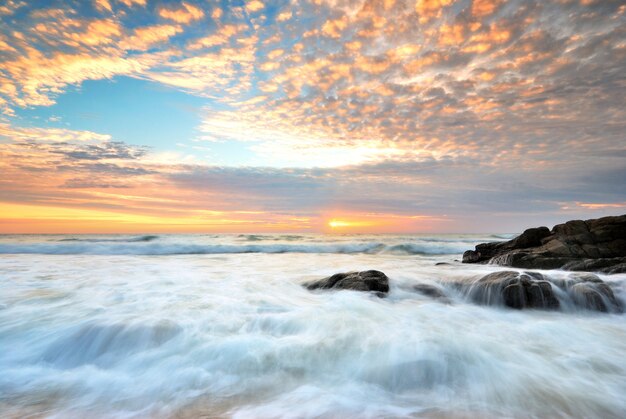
[{"left": 328, "top": 220, "right": 352, "bottom": 228}]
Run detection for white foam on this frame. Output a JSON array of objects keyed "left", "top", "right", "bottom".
[
  {"left": 0, "top": 234, "right": 476, "bottom": 255},
  {"left": 0, "top": 239, "right": 625, "bottom": 417}
]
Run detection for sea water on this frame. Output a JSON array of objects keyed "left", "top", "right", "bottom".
[{"left": 0, "top": 234, "right": 625, "bottom": 418}]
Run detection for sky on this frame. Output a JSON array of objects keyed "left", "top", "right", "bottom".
[{"left": 0, "top": 0, "right": 625, "bottom": 234}]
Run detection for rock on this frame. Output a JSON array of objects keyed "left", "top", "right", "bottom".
[
  {"left": 462, "top": 215, "right": 626, "bottom": 273},
  {"left": 413, "top": 283, "right": 448, "bottom": 300},
  {"left": 509, "top": 226, "right": 552, "bottom": 249},
  {"left": 462, "top": 250, "right": 482, "bottom": 263},
  {"left": 562, "top": 257, "right": 626, "bottom": 273},
  {"left": 468, "top": 271, "right": 560, "bottom": 310},
  {"left": 305, "top": 270, "right": 389, "bottom": 295},
  {"left": 603, "top": 263, "right": 626, "bottom": 274},
  {"left": 502, "top": 283, "right": 525, "bottom": 309},
  {"left": 457, "top": 269, "right": 623, "bottom": 313},
  {"left": 568, "top": 272, "right": 603, "bottom": 283},
  {"left": 569, "top": 282, "right": 622, "bottom": 313}
]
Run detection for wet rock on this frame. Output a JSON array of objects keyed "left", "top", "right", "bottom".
[
  {"left": 510, "top": 226, "right": 552, "bottom": 249},
  {"left": 469, "top": 271, "right": 560, "bottom": 310},
  {"left": 305, "top": 270, "right": 389, "bottom": 295},
  {"left": 462, "top": 250, "right": 482, "bottom": 263},
  {"left": 563, "top": 257, "right": 626, "bottom": 274},
  {"left": 413, "top": 283, "right": 448, "bottom": 300},
  {"left": 603, "top": 263, "right": 626, "bottom": 274},
  {"left": 502, "top": 283, "right": 525, "bottom": 309},
  {"left": 462, "top": 215, "right": 626, "bottom": 273},
  {"left": 571, "top": 283, "right": 610, "bottom": 312},
  {"left": 567, "top": 278, "right": 623, "bottom": 313},
  {"left": 568, "top": 272, "right": 602, "bottom": 283}
]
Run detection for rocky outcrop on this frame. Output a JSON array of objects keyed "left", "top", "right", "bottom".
[
  {"left": 462, "top": 215, "right": 626, "bottom": 273},
  {"left": 305, "top": 270, "right": 389, "bottom": 295}
]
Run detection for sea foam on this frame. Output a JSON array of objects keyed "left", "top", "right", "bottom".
[{"left": 1, "top": 235, "right": 625, "bottom": 417}]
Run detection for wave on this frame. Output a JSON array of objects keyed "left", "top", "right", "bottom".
[
  {"left": 57, "top": 235, "right": 159, "bottom": 243},
  {"left": 236, "top": 234, "right": 306, "bottom": 242},
  {"left": 489, "top": 233, "right": 517, "bottom": 240},
  {"left": 0, "top": 241, "right": 469, "bottom": 256}
]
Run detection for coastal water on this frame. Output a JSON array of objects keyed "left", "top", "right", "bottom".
[{"left": 1, "top": 234, "right": 625, "bottom": 418}]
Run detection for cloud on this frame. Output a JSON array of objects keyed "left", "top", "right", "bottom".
[
  {"left": 0, "top": 0, "right": 624, "bottom": 231},
  {"left": 246, "top": 1, "right": 265, "bottom": 13},
  {"left": 0, "top": 123, "right": 112, "bottom": 143},
  {"left": 158, "top": 2, "right": 204, "bottom": 24},
  {"left": 121, "top": 24, "right": 184, "bottom": 51},
  {"left": 50, "top": 141, "right": 148, "bottom": 161},
  {"left": 0, "top": 0, "right": 25, "bottom": 15}
]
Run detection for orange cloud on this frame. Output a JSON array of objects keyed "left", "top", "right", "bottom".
[
  {"left": 321, "top": 17, "right": 348, "bottom": 38},
  {"left": 276, "top": 10, "right": 292, "bottom": 22},
  {"left": 0, "top": 123, "right": 112, "bottom": 143},
  {"left": 0, "top": 0, "right": 25, "bottom": 15},
  {"left": 188, "top": 24, "right": 247, "bottom": 50},
  {"left": 118, "top": 0, "right": 146, "bottom": 7},
  {"left": 211, "top": 8, "right": 223, "bottom": 20},
  {"left": 415, "top": 0, "right": 454, "bottom": 23},
  {"left": 438, "top": 23, "right": 465, "bottom": 46},
  {"left": 159, "top": 2, "right": 204, "bottom": 24},
  {"left": 246, "top": 0, "right": 265, "bottom": 13},
  {"left": 122, "top": 24, "right": 183, "bottom": 51},
  {"left": 471, "top": 0, "right": 503, "bottom": 17},
  {"left": 576, "top": 202, "right": 626, "bottom": 209},
  {"left": 0, "top": 49, "right": 152, "bottom": 107},
  {"left": 94, "top": 0, "right": 113, "bottom": 12}
]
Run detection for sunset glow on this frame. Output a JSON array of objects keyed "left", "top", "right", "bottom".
[
  {"left": 0, "top": 0, "right": 624, "bottom": 233},
  {"left": 328, "top": 219, "right": 371, "bottom": 229}
]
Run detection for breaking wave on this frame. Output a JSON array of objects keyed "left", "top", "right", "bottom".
[
  {"left": 1, "top": 233, "right": 625, "bottom": 418},
  {"left": 57, "top": 235, "right": 160, "bottom": 243},
  {"left": 0, "top": 240, "right": 471, "bottom": 256}
]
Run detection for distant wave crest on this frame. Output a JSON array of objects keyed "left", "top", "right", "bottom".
[
  {"left": 57, "top": 235, "right": 160, "bottom": 243},
  {"left": 0, "top": 240, "right": 469, "bottom": 256}
]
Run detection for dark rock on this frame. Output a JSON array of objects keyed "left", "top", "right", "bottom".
[
  {"left": 562, "top": 257, "right": 626, "bottom": 273},
  {"left": 569, "top": 283, "right": 619, "bottom": 313},
  {"left": 462, "top": 250, "right": 482, "bottom": 263},
  {"left": 564, "top": 273, "right": 623, "bottom": 313},
  {"left": 523, "top": 271, "right": 545, "bottom": 281},
  {"left": 305, "top": 270, "right": 389, "bottom": 295},
  {"left": 462, "top": 215, "right": 626, "bottom": 273},
  {"left": 568, "top": 272, "right": 602, "bottom": 283},
  {"left": 469, "top": 271, "right": 560, "bottom": 310},
  {"left": 502, "top": 283, "right": 525, "bottom": 309},
  {"left": 603, "top": 263, "right": 626, "bottom": 274},
  {"left": 510, "top": 226, "right": 551, "bottom": 249},
  {"left": 413, "top": 283, "right": 448, "bottom": 300}
]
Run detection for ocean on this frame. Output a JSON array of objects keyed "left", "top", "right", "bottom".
[{"left": 1, "top": 233, "right": 625, "bottom": 418}]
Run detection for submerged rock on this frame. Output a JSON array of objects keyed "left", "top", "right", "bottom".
[
  {"left": 412, "top": 283, "right": 449, "bottom": 301},
  {"left": 305, "top": 270, "right": 389, "bottom": 295},
  {"left": 462, "top": 215, "right": 626, "bottom": 273}
]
